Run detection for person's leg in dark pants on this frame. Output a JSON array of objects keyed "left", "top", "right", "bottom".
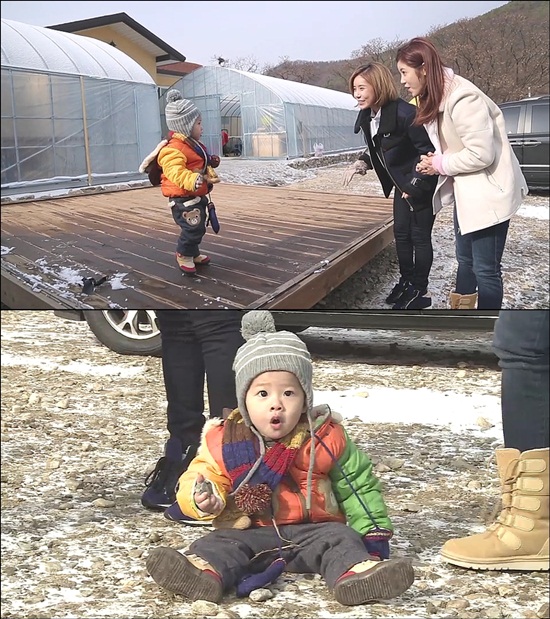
[
  {"left": 453, "top": 206, "right": 477, "bottom": 295},
  {"left": 142, "top": 311, "right": 205, "bottom": 510},
  {"left": 142, "top": 310, "right": 244, "bottom": 512},
  {"left": 146, "top": 527, "right": 285, "bottom": 603},
  {"left": 391, "top": 196, "right": 433, "bottom": 309},
  {"left": 470, "top": 220, "right": 510, "bottom": 310},
  {"left": 188, "top": 310, "right": 244, "bottom": 419},
  {"left": 190, "top": 527, "right": 286, "bottom": 589},
  {"left": 409, "top": 206, "right": 435, "bottom": 292},
  {"left": 171, "top": 202, "right": 207, "bottom": 259},
  {"left": 386, "top": 193, "right": 414, "bottom": 305},
  {"left": 492, "top": 309, "right": 549, "bottom": 451},
  {"left": 392, "top": 193, "right": 414, "bottom": 284},
  {"left": 271, "top": 523, "right": 413, "bottom": 604},
  {"left": 453, "top": 209, "right": 510, "bottom": 309},
  {"left": 157, "top": 311, "right": 207, "bottom": 446},
  {"left": 441, "top": 309, "right": 549, "bottom": 570}
]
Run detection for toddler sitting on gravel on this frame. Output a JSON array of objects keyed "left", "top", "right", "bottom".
[{"left": 145, "top": 310, "right": 414, "bottom": 605}]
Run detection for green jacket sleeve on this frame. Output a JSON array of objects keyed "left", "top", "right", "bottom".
[{"left": 329, "top": 429, "right": 393, "bottom": 535}]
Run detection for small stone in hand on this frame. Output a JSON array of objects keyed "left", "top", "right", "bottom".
[{"left": 196, "top": 479, "right": 213, "bottom": 495}]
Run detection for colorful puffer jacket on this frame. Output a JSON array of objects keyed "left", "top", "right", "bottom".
[
  {"left": 175, "top": 408, "right": 393, "bottom": 535},
  {"left": 158, "top": 133, "right": 210, "bottom": 199}
]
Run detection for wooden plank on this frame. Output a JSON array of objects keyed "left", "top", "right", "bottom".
[
  {"left": 253, "top": 223, "right": 395, "bottom": 308},
  {"left": 1, "top": 183, "right": 394, "bottom": 309},
  {"left": 1, "top": 260, "right": 80, "bottom": 310}
]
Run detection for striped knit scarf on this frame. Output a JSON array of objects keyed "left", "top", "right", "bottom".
[{"left": 222, "top": 409, "right": 309, "bottom": 515}]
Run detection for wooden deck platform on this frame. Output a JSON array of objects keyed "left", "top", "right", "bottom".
[{"left": 1, "top": 183, "right": 394, "bottom": 309}]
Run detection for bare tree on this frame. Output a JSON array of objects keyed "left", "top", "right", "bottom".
[
  {"left": 215, "top": 2, "right": 548, "bottom": 104},
  {"left": 209, "top": 54, "right": 262, "bottom": 73},
  {"left": 330, "top": 59, "right": 362, "bottom": 92},
  {"left": 429, "top": 12, "right": 549, "bottom": 102},
  {"left": 264, "top": 57, "right": 318, "bottom": 83},
  {"left": 351, "top": 36, "right": 406, "bottom": 67}
]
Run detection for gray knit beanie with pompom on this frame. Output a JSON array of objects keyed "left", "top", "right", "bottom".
[
  {"left": 233, "top": 310, "right": 313, "bottom": 426},
  {"left": 164, "top": 89, "right": 201, "bottom": 136}
]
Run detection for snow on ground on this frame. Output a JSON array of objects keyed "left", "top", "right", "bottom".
[{"left": 1, "top": 311, "right": 549, "bottom": 619}]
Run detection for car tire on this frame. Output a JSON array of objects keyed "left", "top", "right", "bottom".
[{"left": 83, "top": 310, "right": 162, "bottom": 356}]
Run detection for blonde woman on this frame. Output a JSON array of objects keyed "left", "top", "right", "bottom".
[{"left": 344, "top": 63, "right": 437, "bottom": 309}]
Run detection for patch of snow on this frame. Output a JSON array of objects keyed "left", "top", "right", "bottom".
[
  {"left": 315, "top": 387, "right": 502, "bottom": 440},
  {"left": 109, "top": 273, "right": 130, "bottom": 290},
  {"left": 517, "top": 202, "right": 549, "bottom": 220},
  {"left": 0, "top": 352, "right": 145, "bottom": 378}
]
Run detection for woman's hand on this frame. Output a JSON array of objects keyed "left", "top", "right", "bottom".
[
  {"left": 194, "top": 473, "right": 223, "bottom": 514},
  {"left": 416, "top": 153, "right": 438, "bottom": 176},
  {"left": 343, "top": 160, "right": 370, "bottom": 186}
]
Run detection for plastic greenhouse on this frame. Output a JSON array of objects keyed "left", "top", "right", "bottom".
[
  {"left": 1, "top": 19, "right": 160, "bottom": 196},
  {"left": 167, "top": 66, "right": 365, "bottom": 159}
]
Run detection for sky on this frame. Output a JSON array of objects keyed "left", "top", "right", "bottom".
[{"left": 1, "top": 1, "right": 509, "bottom": 67}]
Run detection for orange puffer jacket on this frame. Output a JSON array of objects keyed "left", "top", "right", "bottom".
[
  {"left": 158, "top": 133, "right": 209, "bottom": 199},
  {"left": 175, "top": 408, "right": 392, "bottom": 534}
]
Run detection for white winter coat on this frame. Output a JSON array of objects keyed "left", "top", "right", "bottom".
[{"left": 424, "top": 70, "right": 528, "bottom": 235}]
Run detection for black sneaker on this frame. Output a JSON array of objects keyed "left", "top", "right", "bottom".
[
  {"left": 141, "top": 439, "right": 198, "bottom": 511},
  {"left": 385, "top": 277, "right": 409, "bottom": 305},
  {"left": 392, "top": 285, "right": 431, "bottom": 309}
]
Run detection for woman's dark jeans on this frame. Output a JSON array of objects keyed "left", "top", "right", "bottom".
[
  {"left": 453, "top": 208, "right": 510, "bottom": 309},
  {"left": 492, "top": 310, "right": 549, "bottom": 451}
]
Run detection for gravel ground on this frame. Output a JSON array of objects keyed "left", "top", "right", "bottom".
[
  {"left": 219, "top": 156, "right": 550, "bottom": 310},
  {"left": 1, "top": 310, "right": 549, "bottom": 619}
]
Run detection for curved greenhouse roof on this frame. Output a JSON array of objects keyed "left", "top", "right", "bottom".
[
  {"left": 175, "top": 65, "right": 364, "bottom": 159},
  {"left": 1, "top": 18, "right": 154, "bottom": 84},
  {"left": 2, "top": 18, "right": 160, "bottom": 194},
  {"left": 233, "top": 69, "right": 357, "bottom": 110}
]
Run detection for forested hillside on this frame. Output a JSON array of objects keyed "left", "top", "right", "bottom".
[{"left": 260, "top": 1, "right": 548, "bottom": 103}]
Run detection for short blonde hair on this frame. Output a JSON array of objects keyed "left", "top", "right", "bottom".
[{"left": 348, "top": 62, "right": 398, "bottom": 109}]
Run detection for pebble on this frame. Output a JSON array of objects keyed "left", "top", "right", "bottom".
[
  {"left": 91, "top": 498, "right": 116, "bottom": 508},
  {"left": 249, "top": 588, "right": 274, "bottom": 601}
]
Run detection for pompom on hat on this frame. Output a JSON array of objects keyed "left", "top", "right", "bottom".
[
  {"left": 233, "top": 310, "right": 313, "bottom": 426},
  {"left": 165, "top": 89, "right": 201, "bottom": 136}
]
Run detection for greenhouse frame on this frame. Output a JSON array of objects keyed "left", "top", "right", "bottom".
[
  {"left": 1, "top": 19, "right": 160, "bottom": 196},
  {"left": 168, "top": 66, "right": 365, "bottom": 159}
]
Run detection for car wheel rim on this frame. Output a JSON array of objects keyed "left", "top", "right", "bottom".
[{"left": 101, "top": 310, "right": 159, "bottom": 341}]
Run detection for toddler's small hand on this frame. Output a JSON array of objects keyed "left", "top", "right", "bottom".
[{"left": 194, "top": 473, "right": 222, "bottom": 514}]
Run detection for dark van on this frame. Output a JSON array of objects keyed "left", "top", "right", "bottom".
[{"left": 499, "top": 95, "right": 550, "bottom": 191}]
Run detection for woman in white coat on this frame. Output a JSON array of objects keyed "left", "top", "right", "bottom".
[{"left": 395, "top": 37, "right": 528, "bottom": 310}]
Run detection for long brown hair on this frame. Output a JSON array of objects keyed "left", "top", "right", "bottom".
[
  {"left": 396, "top": 37, "right": 446, "bottom": 125},
  {"left": 348, "top": 63, "right": 398, "bottom": 110}
]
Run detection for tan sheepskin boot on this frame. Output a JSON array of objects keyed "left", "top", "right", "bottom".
[
  {"left": 449, "top": 292, "right": 478, "bottom": 309},
  {"left": 441, "top": 448, "right": 549, "bottom": 570}
]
